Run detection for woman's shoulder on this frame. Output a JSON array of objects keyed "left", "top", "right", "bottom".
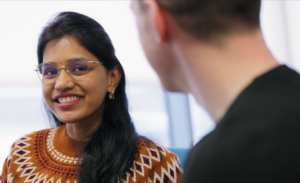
[
  {"left": 9, "top": 127, "right": 59, "bottom": 150},
  {"left": 123, "top": 137, "right": 183, "bottom": 183},
  {"left": 2, "top": 127, "right": 59, "bottom": 178},
  {"left": 136, "top": 137, "right": 180, "bottom": 163}
]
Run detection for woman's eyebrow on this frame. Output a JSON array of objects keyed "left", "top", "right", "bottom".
[{"left": 44, "top": 57, "right": 87, "bottom": 65}]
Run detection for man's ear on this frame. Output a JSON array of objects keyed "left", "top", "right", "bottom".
[
  {"left": 107, "top": 65, "right": 122, "bottom": 93},
  {"left": 143, "top": 0, "right": 168, "bottom": 43}
]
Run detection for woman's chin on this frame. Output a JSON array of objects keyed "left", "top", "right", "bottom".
[
  {"left": 52, "top": 110, "right": 83, "bottom": 124},
  {"left": 56, "top": 116, "right": 79, "bottom": 124}
]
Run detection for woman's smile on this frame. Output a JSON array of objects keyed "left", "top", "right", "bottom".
[{"left": 53, "top": 93, "right": 84, "bottom": 109}]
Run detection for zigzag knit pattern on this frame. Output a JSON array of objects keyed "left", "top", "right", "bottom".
[{"left": 0, "top": 125, "right": 182, "bottom": 183}]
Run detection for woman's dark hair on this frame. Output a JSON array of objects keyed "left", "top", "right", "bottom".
[{"left": 38, "top": 12, "right": 138, "bottom": 183}]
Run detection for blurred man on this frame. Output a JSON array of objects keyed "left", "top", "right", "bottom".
[{"left": 131, "top": 0, "right": 300, "bottom": 182}]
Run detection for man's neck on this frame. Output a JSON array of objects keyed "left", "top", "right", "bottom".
[{"left": 174, "top": 29, "right": 279, "bottom": 122}]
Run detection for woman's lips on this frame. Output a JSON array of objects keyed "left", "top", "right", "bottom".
[
  {"left": 54, "top": 98, "right": 83, "bottom": 109},
  {"left": 53, "top": 93, "right": 84, "bottom": 109}
]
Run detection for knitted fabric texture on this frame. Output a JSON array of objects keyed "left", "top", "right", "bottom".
[{"left": 0, "top": 125, "right": 182, "bottom": 183}]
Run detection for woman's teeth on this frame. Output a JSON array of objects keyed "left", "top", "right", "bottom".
[{"left": 58, "top": 96, "right": 81, "bottom": 103}]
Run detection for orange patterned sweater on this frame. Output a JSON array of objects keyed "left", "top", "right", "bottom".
[{"left": 0, "top": 125, "right": 182, "bottom": 183}]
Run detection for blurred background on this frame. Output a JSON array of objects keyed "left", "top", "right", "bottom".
[{"left": 1, "top": 0, "right": 300, "bottom": 172}]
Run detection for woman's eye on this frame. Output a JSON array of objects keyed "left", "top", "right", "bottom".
[
  {"left": 72, "top": 66, "right": 88, "bottom": 75},
  {"left": 74, "top": 67, "right": 88, "bottom": 72},
  {"left": 44, "top": 69, "right": 57, "bottom": 76}
]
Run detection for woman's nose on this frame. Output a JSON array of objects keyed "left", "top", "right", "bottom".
[{"left": 54, "top": 69, "right": 76, "bottom": 92}]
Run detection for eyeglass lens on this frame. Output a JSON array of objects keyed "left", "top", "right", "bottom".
[{"left": 37, "top": 58, "right": 90, "bottom": 83}]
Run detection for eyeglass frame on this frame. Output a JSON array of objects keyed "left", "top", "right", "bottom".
[{"left": 34, "top": 58, "right": 102, "bottom": 84}]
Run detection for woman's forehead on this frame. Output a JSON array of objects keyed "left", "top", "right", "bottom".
[{"left": 43, "top": 37, "right": 96, "bottom": 64}]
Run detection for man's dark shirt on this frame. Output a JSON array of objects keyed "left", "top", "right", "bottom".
[{"left": 181, "top": 65, "right": 300, "bottom": 183}]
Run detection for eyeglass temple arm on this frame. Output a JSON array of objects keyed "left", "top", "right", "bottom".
[{"left": 88, "top": 61, "right": 102, "bottom": 64}]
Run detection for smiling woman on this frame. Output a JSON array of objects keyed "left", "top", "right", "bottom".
[{"left": 0, "top": 12, "right": 182, "bottom": 183}]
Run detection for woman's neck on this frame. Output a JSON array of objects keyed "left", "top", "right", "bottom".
[{"left": 65, "top": 109, "right": 103, "bottom": 141}]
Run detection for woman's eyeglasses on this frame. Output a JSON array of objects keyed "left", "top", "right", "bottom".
[{"left": 35, "top": 58, "right": 101, "bottom": 84}]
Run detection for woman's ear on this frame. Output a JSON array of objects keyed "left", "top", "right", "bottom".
[{"left": 107, "top": 65, "right": 122, "bottom": 93}]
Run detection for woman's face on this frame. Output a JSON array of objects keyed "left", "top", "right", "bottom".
[{"left": 42, "top": 36, "right": 119, "bottom": 124}]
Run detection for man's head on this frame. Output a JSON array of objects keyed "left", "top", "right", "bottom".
[
  {"left": 131, "top": 0, "right": 262, "bottom": 92},
  {"left": 153, "top": 0, "right": 261, "bottom": 40}
]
